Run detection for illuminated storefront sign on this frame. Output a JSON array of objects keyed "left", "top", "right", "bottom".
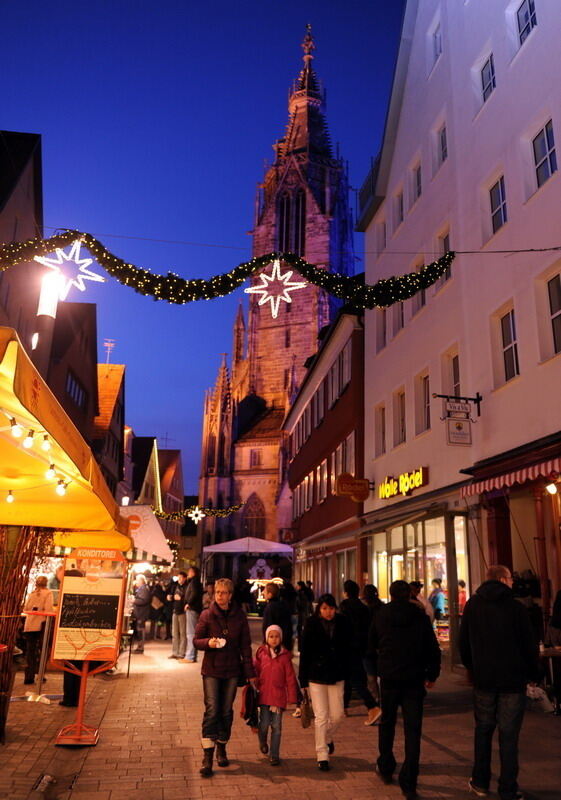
[{"left": 378, "top": 467, "right": 429, "bottom": 500}]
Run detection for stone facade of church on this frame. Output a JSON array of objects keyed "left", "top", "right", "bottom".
[{"left": 198, "top": 29, "right": 354, "bottom": 556}]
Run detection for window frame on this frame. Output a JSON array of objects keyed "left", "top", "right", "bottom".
[
  {"left": 517, "top": 0, "right": 537, "bottom": 46},
  {"left": 533, "top": 120, "right": 557, "bottom": 189},
  {"left": 547, "top": 274, "right": 561, "bottom": 354},
  {"left": 490, "top": 175, "right": 508, "bottom": 234},
  {"left": 500, "top": 308, "right": 520, "bottom": 382},
  {"left": 481, "top": 53, "right": 496, "bottom": 103}
]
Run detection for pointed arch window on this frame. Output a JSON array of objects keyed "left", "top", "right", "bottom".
[
  {"left": 242, "top": 492, "right": 266, "bottom": 538},
  {"left": 206, "top": 433, "right": 216, "bottom": 472},
  {"left": 278, "top": 193, "right": 291, "bottom": 253},
  {"left": 294, "top": 189, "right": 306, "bottom": 256}
]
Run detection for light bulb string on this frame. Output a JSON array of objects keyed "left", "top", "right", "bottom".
[{"left": 0, "top": 230, "right": 455, "bottom": 309}]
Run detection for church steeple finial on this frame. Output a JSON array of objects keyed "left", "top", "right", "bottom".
[{"left": 302, "top": 23, "right": 315, "bottom": 65}]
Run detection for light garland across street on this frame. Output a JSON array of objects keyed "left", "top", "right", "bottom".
[{"left": 0, "top": 230, "right": 456, "bottom": 309}]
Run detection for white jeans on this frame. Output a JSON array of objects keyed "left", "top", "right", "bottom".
[{"left": 308, "top": 680, "right": 344, "bottom": 761}]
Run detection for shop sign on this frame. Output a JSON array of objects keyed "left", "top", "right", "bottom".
[
  {"left": 446, "top": 417, "right": 472, "bottom": 446},
  {"left": 445, "top": 400, "right": 471, "bottom": 418},
  {"left": 378, "top": 467, "right": 429, "bottom": 500},
  {"left": 335, "top": 472, "right": 371, "bottom": 502},
  {"left": 52, "top": 548, "right": 128, "bottom": 662}
]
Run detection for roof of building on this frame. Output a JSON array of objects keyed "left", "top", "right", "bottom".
[
  {"left": 237, "top": 406, "right": 285, "bottom": 442},
  {"left": 0, "top": 130, "right": 43, "bottom": 221},
  {"left": 92, "top": 364, "right": 125, "bottom": 440},
  {"left": 131, "top": 436, "right": 157, "bottom": 497},
  {"left": 158, "top": 449, "right": 183, "bottom": 496}
]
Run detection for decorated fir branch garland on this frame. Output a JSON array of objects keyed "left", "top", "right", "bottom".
[
  {"left": 153, "top": 503, "right": 244, "bottom": 522},
  {"left": 0, "top": 229, "right": 455, "bottom": 309}
]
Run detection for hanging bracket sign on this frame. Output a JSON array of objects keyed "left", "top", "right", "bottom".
[{"left": 335, "top": 472, "right": 372, "bottom": 502}]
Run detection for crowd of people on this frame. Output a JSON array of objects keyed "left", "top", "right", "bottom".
[{"left": 166, "top": 568, "right": 556, "bottom": 800}]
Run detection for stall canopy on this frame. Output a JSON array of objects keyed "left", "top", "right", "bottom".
[
  {"left": 0, "top": 327, "right": 129, "bottom": 550},
  {"left": 119, "top": 504, "right": 173, "bottom": 564},
  {"left": 202, "top": 537, "right": 293, "bottom": 556}
]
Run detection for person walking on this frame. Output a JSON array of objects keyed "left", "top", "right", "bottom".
[
  {"left": 262, "top": 582, "right": 293, "bottom": 651},
  {"left": 167, "top": 571, "right": 188, "bottom": 659},
  {"left": 361, "top": 584, "right": 385, "bottom": 698},
  {"left": 340, "top": 579, "right": 381, "bottom": 725},
  {"left": 23, "top": 576, "right": 54, "bottom": 684},
  {"left": 254, "top": 624, "right": 299, "bottom": 766},
  {"left": 369, "top": 579, "right": 441, "bottom": 800},
  {"left": 298, "top": 593, "right": 352, "bottom": 772},
  {"left": 295, "top": 580, "right": 313, "bottom": 650},
  {"left": 182, "top": 566, "right": 203, "bottom": 663},
  {"left": 459, "top": 565, "right": 539, "bottom": 800},
  {"left": 409, "top": 581, "right": 434, "bottom": 622},
  {"left": 428, "top": 578, "right": 446, "bottom": 620},
  {"left": 194, "top": 578, "right": 255, "bottom": 777},
  {"left": 132, "top": 574, "right": 152, "bottom": 653}
]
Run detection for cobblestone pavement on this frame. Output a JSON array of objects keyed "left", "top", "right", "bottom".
[{"left": 1, "top": 623, "right": 560, "bottom": 800}]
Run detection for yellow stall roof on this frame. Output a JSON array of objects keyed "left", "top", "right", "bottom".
[{"left": 0, "top": 327, "right": 129, "bottom": 549}]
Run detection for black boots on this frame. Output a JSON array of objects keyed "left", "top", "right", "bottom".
[
  {"left": 200, "top": 747, "right": 214, "bottom": 777},
  {"left": 216, "top": 741, "right": 229, "bottom": 767}
]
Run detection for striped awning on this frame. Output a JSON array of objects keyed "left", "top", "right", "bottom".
[{"left": 460, "top": 457, "right": 561, "bottom": 497}]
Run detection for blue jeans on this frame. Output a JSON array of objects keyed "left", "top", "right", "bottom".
[
  {"left": 258, "top": 705, "right": 283, "bottom": 759},
  {"left": 472, "top": 689, "right": 526, "bottom": 800},
  {"left": 185, "top": 610, "right": 199, "bottom": 661},
  {"left": 202, "top": 676, "right": 238, "bottom": 745}
]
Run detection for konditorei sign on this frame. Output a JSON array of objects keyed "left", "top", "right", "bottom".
[
  {"left": 52, "top": 548, "right": 127, "bottom": 662},
  {"left": 378, "top": 467, "right": 429, "bottom": 500}
]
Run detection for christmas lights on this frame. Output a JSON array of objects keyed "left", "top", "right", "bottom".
[
  {"left": 187, "top": 506, "right": 206, "bottom": 524},
  {"left": 0, "top": 230, "right": 456, "bottom": 310},
  {"left": 153, "top": 503, "right": 244, "bottom": 522},
  {"left": 244, "top": 258, "right": 307, "bottom": 318},
  {"left": 34, "top": 240, "right": 105, "bottom": 300}
]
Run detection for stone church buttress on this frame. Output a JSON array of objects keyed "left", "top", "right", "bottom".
[{"left": 199, "top": 27, "right": 354, "bottom": 551}]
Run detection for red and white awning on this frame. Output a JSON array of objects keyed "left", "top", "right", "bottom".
[{"left": 460, "top": 457, "right": 561, "bottom": 498}]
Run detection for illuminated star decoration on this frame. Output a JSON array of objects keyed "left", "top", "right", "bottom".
[
  {"left": 188, "top": 506, "right": 206, "bottom": 524},
  {"left": 34, "top": 240, "right": 105, "bottom": 300},
  {"left": 244, "top": 259, "right": 307, "bottom": 318}
]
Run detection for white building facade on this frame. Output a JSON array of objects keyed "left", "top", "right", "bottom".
[{"left": 359, "top": 0, "right": 561, "bottom": 657}]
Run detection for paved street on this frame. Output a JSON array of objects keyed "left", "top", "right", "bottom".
[{"left": 1, "top": 624, "right": 560, "bottom": 800}]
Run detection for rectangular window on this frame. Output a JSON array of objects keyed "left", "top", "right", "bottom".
[
  {"left": 433, "top": 23, "right": 442, "bottom": 63},
  {"left": 319, "top": 459, "right": 328, "bottom": 502},
  {"left": 344, "top": 432, "right": 355, "bottom": 475},
  {"left": 330, "top": 452, "right": 336, "bottom": 494},
  {"left": 341, "top": 340, "right": 352, "bottom": 389},
  {"left": 393, "top": 302, "right": 404, "bottom": 336},
  {"left": 422, "top": 375, "right": 431, "bottom": 431},
  {"left": 395, "top": 191, "right": 404, "bottom": 227},
  {"left": 284, "top": 328, "right": 291, "bottom": 348},
  {"left": 412, "top": 263, "right": 426, "bottom": 313},
  {"left": 394, "top": 389, "right": 406, "bottom": 446},
  {"left": 377, "top": 308, "right": 387, "bottom": 351},
  {"left": 317, "top": 381, "right": 325, "bottom": 424},
  {"left": 412, "top": 164, "right": 422, "bottom": 202},
  {"left": 547, "top": 274, "right": 561, "bottom": 354},
  {"left": 375, "top": 404, "right": 386, "bottom": 458},
  {"left": 533, "top": 121, "right": 557, "bottom": 188},
  {"left": 481, "top": 54, "right": 496, "bottom": 102},
  {"left": 517, "top": 0, "right": 537, "bottom": 45},
  {"left": 315, "top": 465, "right": 321, "bottom": 505},
  {"left": 490, "top": 176, "right": 507, "bottom": 233},
  {"left": 378, "top": 220, "right": 387, "bottom": 254},
  {"left": 451, "top": 353, "right": 461, "bottom": 396},
  {"left": 306, "top": 473, "right": 314, "bottom": 510},
  {"left": 335, "top": 442, "right": 344, "bottom": 481},
  {"left": 501, "top": 309, "right": 520, "bottom": 381},
  {"left": 65, "top": 370, "right": 87, "bottom": 409},
  {"left": 249, "top": 449, "right": 262, "bottom": 468},
  {"left": 439, "top": 231, "right": 451, "bottom": 282},
  {"left": 438, "top": 124, "right": 448, "bottom": 165}
]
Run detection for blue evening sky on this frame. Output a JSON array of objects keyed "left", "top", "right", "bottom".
[{"left": 2, "top": 0, "right": 405, "bottom": 492}]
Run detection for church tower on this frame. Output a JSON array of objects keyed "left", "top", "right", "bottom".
[
  {"left": 200, "top": 28, "right": 354, "bottom": 549},
  {"left": 243, "top": 25, "right": 355, "bottom": 408}
]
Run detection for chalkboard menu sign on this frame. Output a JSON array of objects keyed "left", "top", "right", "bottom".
[{"left": 52, "top": 548, "right": 127, "bottom": 662}]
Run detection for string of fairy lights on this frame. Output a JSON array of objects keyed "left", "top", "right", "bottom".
[
  {"left": 0, "top": 230, "right": 456, "bottom": 309},
  {"left": 153, "top": 504, "right": 244, "bottom": 523}
]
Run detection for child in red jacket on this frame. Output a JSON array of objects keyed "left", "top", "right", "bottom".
[{"left": 254, "top": 624, "right": 299, "bottom": 765}]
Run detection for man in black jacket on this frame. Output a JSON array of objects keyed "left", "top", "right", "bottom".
[
  {"left": 369, "top": 580, "right": 441, "bottom": 800},
  {"left": 459, "top": 565, "right": 539, "bottom": 800},
  {"left": 262, "top": 582, "right": 293, "bottom": 650},
  {"left": 182, "top": 566, "right": 204, "bottom": 663},
  {"left": 340, "top": 579, "right": 381, "bottom": 725}
]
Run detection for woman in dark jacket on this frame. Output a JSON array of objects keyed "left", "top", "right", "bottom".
[
  {"left": 298, "top": 593, "right": 352, "bottom": 771},
  {"left": 194, "top": 578, "right": 255, "bottom": 777}
]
